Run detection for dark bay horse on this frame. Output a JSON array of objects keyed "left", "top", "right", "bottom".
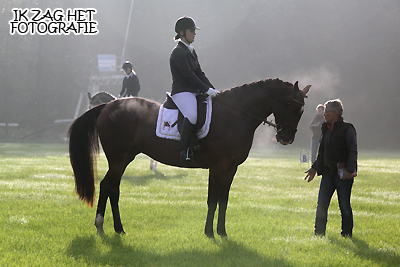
[
  {"left": 69, "top": 79, "right": 311, "bottom": 238},
  {"left": 87, "top": 91, "right": 116, "bottom": 108}
]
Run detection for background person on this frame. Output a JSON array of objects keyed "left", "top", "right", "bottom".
[
  {"left": 118, "top": 61, "right": 140, "bottom": 97},
  {"left": 304, "top": 99, "right": 357, "bottom": 238},
  {"left": 309, "top": 104, "right": 325, "bottom": 163},
  {"left": 169, "top": 16, "right": 219, "bottom": 162}
]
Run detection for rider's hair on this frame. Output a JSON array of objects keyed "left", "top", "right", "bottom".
[{"left": 316, "top": 104, "right": 325, "bottom": 111}]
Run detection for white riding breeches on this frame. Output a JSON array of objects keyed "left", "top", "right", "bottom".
[{"left": 171, "top": 92, "right": 197, "bottom": 124}]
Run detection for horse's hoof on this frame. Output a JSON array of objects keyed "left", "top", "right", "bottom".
[
  {"left": 219, "top": 233, "right": 228, "bottom": 239},
  {"left": 95, "top": 214, "right": 104, "bottom": 233},
  {"left": 206, "top": 233, "right": 215, "bottom": 239},
  {"left": 217, "top": 226, "right": 227, "bottom": 237},
  {"left": 217, "top": 231, "right": 227, "bottom": 237},
  {"left": 205, "top": 230, "right": 215, "bottom": 238},
  {"left": 115, "top": 226, "right": 126, "bottom": 235}
]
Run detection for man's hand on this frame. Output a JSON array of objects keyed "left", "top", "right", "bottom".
[
  {"left": 342, "top": 171, "right": 354, "bottom": 180},
  {"left": 304, "top": 168, "right": 316, "bottom": 182}
]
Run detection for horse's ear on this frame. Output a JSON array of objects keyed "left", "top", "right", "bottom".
[
  {"left": 302, "top": 85, "right": 311, "bottom": 95},
  {"left": 293, "top": 81, "right": 299, "bottom": 91}
]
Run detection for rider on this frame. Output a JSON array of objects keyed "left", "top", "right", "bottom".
[
  {"left": 118, "top": 61, "right": 140, "bottom": 98},
  {"left": 170, "top": 16, "right": 220, "bottom": 163}
]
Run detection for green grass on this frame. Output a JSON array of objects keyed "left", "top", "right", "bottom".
[{"left": 0, "top": 143, "right": 399, "bottom": 266}]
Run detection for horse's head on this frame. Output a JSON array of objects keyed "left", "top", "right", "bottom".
[
  {"left": 273, "top": 81, "right": 311, "bottom": 145},
  {"left": 88, "top": 92, "right": 117, "bottom": 109}
]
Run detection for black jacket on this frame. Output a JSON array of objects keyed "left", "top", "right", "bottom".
[
  {"left": 170, "top": 41, "right": 214, "bottom": 96},
  {"left": 312, "top": 117, "right": 357, "bottom": 175},
  {"left": 120, "top": 73, "right": 140, "bottom": 97}
]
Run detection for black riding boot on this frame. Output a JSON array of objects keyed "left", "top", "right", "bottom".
[{"left": 180, "top": 118, "right": 196, "bottom": 162}]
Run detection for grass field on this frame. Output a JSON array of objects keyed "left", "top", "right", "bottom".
[{"left": 0, "top": 143, "right": 399, "bottom": 266}]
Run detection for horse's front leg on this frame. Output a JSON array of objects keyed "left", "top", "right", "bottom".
[
  {"left": 205, "top": 195, "right": 218, "bottom": 238},
  {"left": 216, "top": 202, "right": 228, "bottom": 237},
  {"left": 217, "top": 166, "right": 237, "bottom": 237},
  {"left": 205, "top": 168, "right": 220, "bottom": 238},
  {"left": 205, "top": 165, "right": 237, "bottom": 238}
]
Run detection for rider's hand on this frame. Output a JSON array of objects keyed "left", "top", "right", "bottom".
[{"left": 206, "top": 88, "right": 220, "bottom": 98}]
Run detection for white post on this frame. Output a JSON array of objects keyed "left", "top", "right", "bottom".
[{"left": 74, "top": 92, "right": 84, "bottom": 119}]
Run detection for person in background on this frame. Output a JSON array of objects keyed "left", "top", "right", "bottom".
[
  {"left": 169, "top": 16, "right": 219, "bottom": 162},
  {"left": 309, "top": 104, "right": 325, "bottom": 163},
  {"left": 304, "top": 99, "right": 357, "bottom": 238},
  {"left": 118, "top": 61, "right": 140, "bottom": 98}
]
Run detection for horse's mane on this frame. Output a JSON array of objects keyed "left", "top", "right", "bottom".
[{"left": 219, "top": 78, "right": 292, "bottom": 99}]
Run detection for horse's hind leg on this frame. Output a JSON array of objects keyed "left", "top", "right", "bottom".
[
  {"left": 95, "top": 175, "right": 109, "bottom": 233},
  {"left": 109, "top": 173, "right": 125, "bottom": 234},
  {"left": 95, "top": 145, "right": 140, "bottom": 234},
  {"left": 95, "top": 165, "right": 125, "bottom": 234}
]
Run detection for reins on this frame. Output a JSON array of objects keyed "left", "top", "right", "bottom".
[
  {"left": 219, "top": 94, "right": 305, "bottom": 131},
  {"left": 222, "top": 101, "right": 277, "bottom": 128}
]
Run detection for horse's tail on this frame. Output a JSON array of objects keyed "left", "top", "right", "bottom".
[{"left": 68, "top": 103, "right": 106, "bottom": 207}]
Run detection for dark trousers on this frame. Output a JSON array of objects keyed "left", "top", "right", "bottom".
[{"left": 315, "top": 169, "right": 354, "bottom": 236}]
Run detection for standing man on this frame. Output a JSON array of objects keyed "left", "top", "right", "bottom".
[
  {"left": 118, "top": 61, "right": 140, "bottom": 98},
  {"left": 304, "top": 99, "right": 357, "bottom": 238},
  {"left": 309, "top": 104, "right": 325, "bottom": 163}
]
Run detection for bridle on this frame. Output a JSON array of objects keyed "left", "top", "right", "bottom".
[
  {"left": 223, "top": 94, "right": 305, "bottom": 133},
  {"left": 274, "top": 96, "right": 305, "bottom": 134}
]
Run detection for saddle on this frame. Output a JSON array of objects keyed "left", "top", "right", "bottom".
[{"left": 163, "top": 93, "right": 208, "bottom": 134}]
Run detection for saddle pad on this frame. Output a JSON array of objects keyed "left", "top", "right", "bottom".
[{"left": 156, "top": 96, "right": 212, "bottom": 140}]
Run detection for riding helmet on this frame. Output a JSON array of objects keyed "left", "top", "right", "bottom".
[
  {"left": 175, "top": 16, "right": 200, "bottom": 34},
  {"left": 121, "top": 61, "right": 133, "bottom": 70}
]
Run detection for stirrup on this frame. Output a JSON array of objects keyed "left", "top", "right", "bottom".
[
  {"left": 180, "top": 148, "right": 194, "bottom": 162},
  {"left": 185, "top": 148, "right": 191, "bottom": 161}
]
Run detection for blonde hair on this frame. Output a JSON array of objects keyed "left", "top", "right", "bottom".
[{"left": 316, "top": 104, "right": 324, "bottom": 111}]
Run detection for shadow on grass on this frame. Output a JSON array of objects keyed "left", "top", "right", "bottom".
[
  {"left": 123, "top": 172, "right": 188, "bottom": 186},
  {"left": 329, "top": 236, "right": 399, "bottom": 266},
  {"left": 66, "top": 234, "right": 293, "bottom": 267}
]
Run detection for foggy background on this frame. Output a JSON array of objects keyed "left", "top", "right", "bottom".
[{"left": 1, "top": 0, "right": 399, "bottom": 151}]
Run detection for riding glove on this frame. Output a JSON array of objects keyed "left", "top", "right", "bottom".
[{"left": 206, "top": 88, "right": 220, "bottom": 97}]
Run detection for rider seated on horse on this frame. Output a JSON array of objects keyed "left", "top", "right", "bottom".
[
  {"left": 119, "top": 61, "right": 140, "bottom": 98},
  {"left": 170, "top": 16, "right": 220, "bottom": 163}
]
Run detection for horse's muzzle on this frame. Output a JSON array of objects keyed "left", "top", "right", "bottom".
[{"left": 276, "top": 133, "right": 294, "bottom": 145}]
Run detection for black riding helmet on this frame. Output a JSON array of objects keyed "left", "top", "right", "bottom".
[
  {"left": 121, "top": 61, "right": 133, "bottom": 70},
  {"left": 174, "top": 16, "right": 200, "bottom": 40}
]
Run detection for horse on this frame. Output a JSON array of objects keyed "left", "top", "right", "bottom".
[
  {"left": 87, "top": 91, "right": 159, "bottom": 172},
  {"left": 87, "top": 91, "right": 117, "bottom": 108},
  {"left": 68, "top": 78, "right": 311, "bottom": 238}
]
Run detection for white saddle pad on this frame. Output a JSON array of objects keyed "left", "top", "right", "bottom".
[{"left": 156, "top": 96, "right": 212, "bottom": 140}]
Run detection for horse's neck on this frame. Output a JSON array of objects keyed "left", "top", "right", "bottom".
[
  {"left": 223, "top": 83, "right": 281, "bottom": 115},
  {"left": 98, "top": 92, "right": 115, "bottom": 101},
  {"left": 219, "top": 82, "right": 290, "bottom": 128}
]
